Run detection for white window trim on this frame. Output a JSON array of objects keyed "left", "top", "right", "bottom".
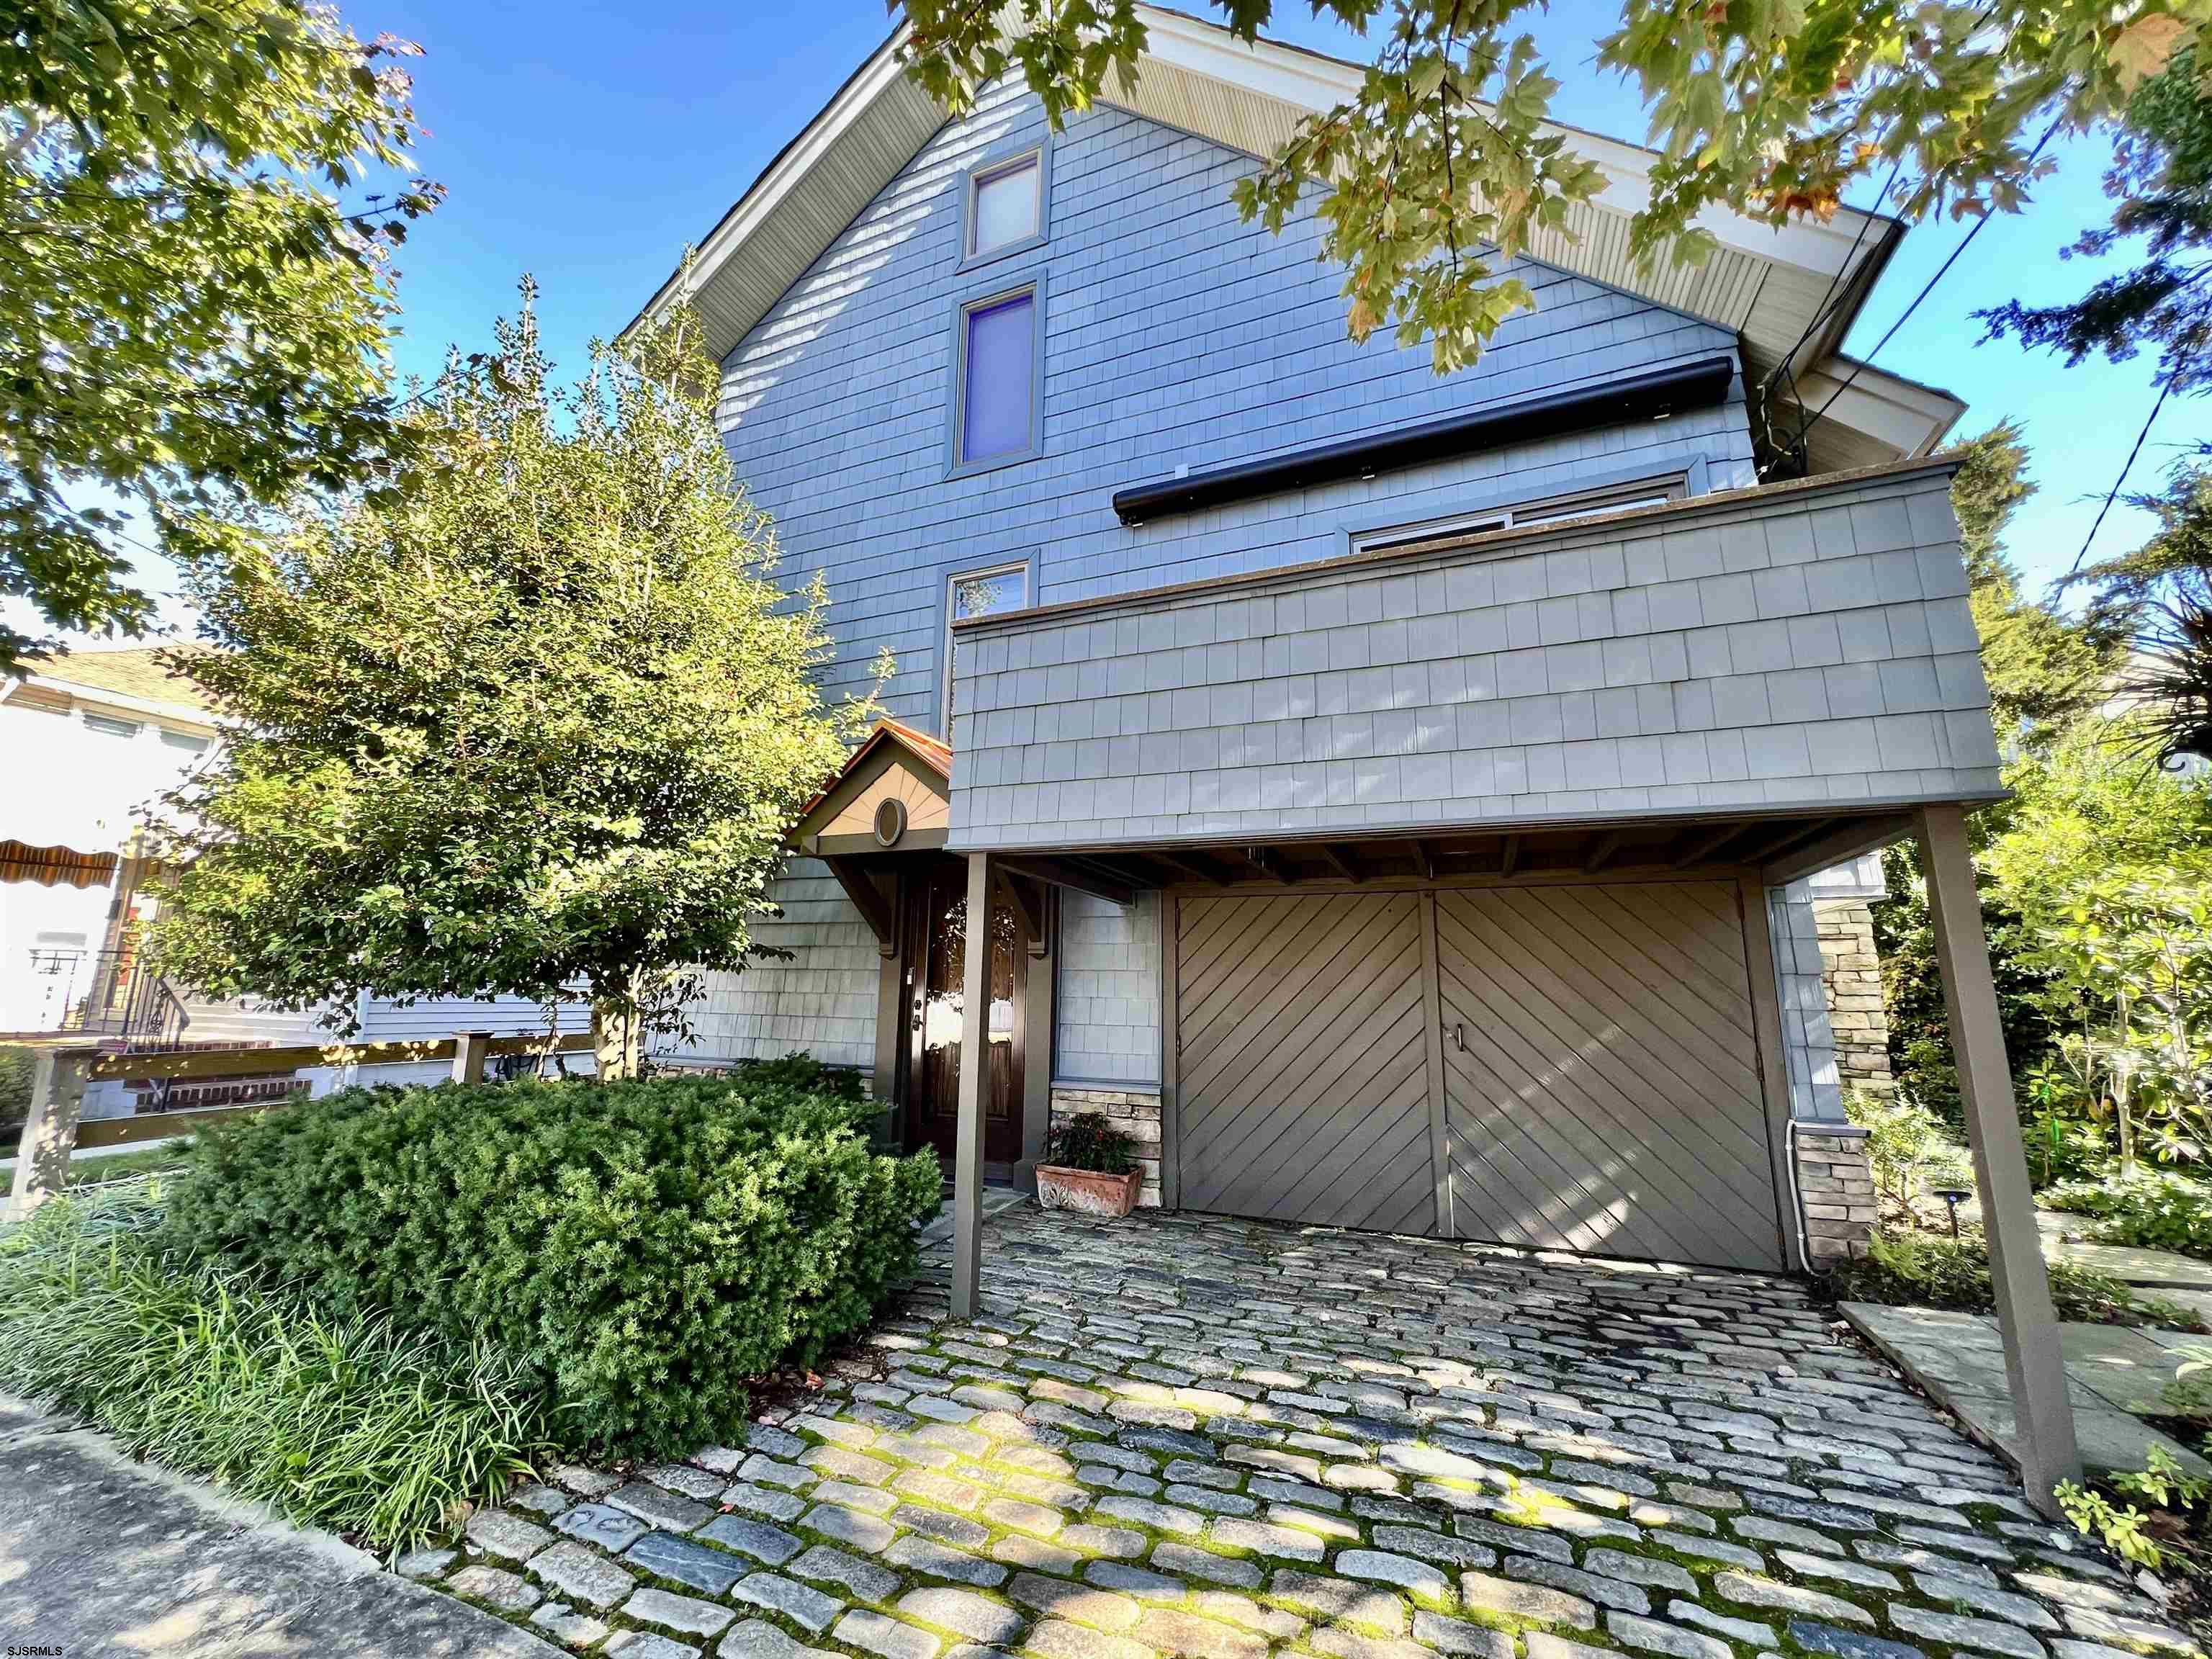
[{"left": 941, "top": 560, "right": 1030, "bottom": 738}]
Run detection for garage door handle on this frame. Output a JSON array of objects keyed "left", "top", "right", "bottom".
[{"left": 1452, "top": 1021, "right": 1466, "bottom": 1053}]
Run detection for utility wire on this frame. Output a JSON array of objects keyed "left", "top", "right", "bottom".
[
  {"left": 2068, "top": 374, "right": 2178, "bottom": 577},
  {"left": 1799, "top": 114, "right": 2066, "bottom": 436}
]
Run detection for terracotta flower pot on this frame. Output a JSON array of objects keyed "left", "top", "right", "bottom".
[{"left": 1035, "top": 1164, "right": 1141, "bottom": 1217}]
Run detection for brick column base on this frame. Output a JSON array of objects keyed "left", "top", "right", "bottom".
[
  {"left": 1048, "top": 1086, "right": 1162, "bottom": 1208},
  {"left": 1796, "top": 1125, "right": 1878, "bottom": 1263}
]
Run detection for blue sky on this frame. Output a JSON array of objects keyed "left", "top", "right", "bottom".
[{"left": 22, "top": 1, "right": 2200, "bottom": 643}]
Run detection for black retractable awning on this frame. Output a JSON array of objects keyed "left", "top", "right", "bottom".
[{"left": 1112, "top": 353, "right": 1736, "bottom": 526}]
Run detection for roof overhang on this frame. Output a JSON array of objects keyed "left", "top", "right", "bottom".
[
  {"left": 639, "top": 5, "right": 1954, "bottom": 467},
  {"left": 791, "top": 719, "right": 953, "bottom": 858},
  {"left": 1771, "top": 356, "right": 1967, "bottom": 475},
  {"left": 6, "top": 673, "right": 222, "bottom": 732}
]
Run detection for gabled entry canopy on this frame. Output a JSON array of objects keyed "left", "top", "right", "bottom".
[
  {"left": 791, "top": 719, "right": 955, "bottom": 957},
  {"left": 792, "top": 719, "right": 952, "bottom": 859}
]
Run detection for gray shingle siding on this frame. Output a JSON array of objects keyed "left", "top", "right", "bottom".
[
  {"left": 691, "top": 78, "right": 1761, "bottom": 1069},
  {"left": 948, "top": 466, "right": 2000, "bottom": 848},
  {"left": 716, "top": 78, "right": 1755, "bottom": 736},
  {"left": 1056, "top": 891, "right": 1160, "bottom": 1087},
  {"left": 665, "top": 863, "right": 878, "bottom": 1071}
]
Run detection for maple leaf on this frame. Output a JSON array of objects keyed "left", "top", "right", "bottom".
[{"left": 2111, "top": 13, "right": 2193, "bottom": 90}]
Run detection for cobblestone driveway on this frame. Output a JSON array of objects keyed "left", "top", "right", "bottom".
[{"left": 407, "top": 1205, "right": 2200, "bottom": 1659}]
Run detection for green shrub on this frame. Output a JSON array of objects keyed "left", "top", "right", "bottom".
[
  {"left": 1822, "top": 1227, "right": 2206, "bottom": 1329},
  {"left": 0, "top": 1042, "right": 34, "bottom": 1139},
  {"left": 2044, "top": 1172, "right": 2212, "bottom": 1261},
  {"left": 0, "top": 1188, "right": 548, "bottom": 1552},
  {"left": 725, "top": 1051, "right": 866, "bottom": 1100},
  {"left": 1845, "top": 1089, "right": 1959, "bottom": 1207},
  {"left": 159, "top": 1072, "right": 942, "bottom": 1460},
  {"left": 1045, "top": 1111, "right": 1134, "bottom": 1175}
]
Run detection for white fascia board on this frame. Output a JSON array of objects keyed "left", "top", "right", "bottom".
[
  {"left": 634, "top": 20, "right": 916, "bottom": 334},
  {"left": 1129, "top": 3, "right": 1891, "bottom": 281},
  {"left": 1793, "top": 357, "right": 1966, "bottom": 459}
]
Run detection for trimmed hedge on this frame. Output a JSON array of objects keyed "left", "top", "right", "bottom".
[{"left": 159, "top": 1066, "right": 941, "bottom": 1460}]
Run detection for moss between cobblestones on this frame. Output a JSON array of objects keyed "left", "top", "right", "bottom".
[{"left": 405, "top": 1206, "right": 2191, "bottom": 1659}]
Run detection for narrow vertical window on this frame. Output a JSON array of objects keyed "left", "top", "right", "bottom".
[
  {"left": 967, "top": 152, "right": 1040, "bottom": 260},
  {"left": 958, "top": 289, "right": 1037, "bottom": 466}
]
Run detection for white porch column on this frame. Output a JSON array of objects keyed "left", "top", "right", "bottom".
[
  {"left": 1918, "top": 803, "right": 2080, "bottom": 1508},
  {"left": 950, "top": 850, "right": 993, "bottom": 1321}
]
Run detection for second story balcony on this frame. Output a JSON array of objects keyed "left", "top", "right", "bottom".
[{"left": 945, "top": 455, "right": 1995, "bottom": 870}]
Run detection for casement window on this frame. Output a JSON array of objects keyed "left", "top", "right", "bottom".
[
  {"left": 961, "top": 147, "right": 1046, "bottom": 268},
  {"left": 942, "top": 562, "right": 1029, "bottom": 735},
  {"left": 82, "top": 713, "right": 143, "bottom": 739},
  {"left": 159, "top": 729, "right": 211, "bottom": 754},
  {"left": 1353, "top": 475, "right": 1688, "bottom": 557},
  {"left": 950, "top": 280, "right": 1043, "bottom": 474}
]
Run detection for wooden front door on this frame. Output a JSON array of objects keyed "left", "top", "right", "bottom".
[{"left": 900, "top": 860, "right": 1025, "bottom": 1174}]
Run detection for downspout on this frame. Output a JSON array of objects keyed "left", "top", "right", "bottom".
[{"left": 1784, "top": 1118, "right": 1814, "bottom": 1275}]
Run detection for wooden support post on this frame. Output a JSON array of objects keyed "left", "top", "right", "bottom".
[
  {"left": 1918, "top": 803, "right": 2080, "bottom": 1509},
  {"left": 6, "top": 1048, "right": 95, "bottom": 1221},
  {"left": 451, "top": 1030, "right": 493, "bottom": 1086},
  {"left": 950, "top": 850, "right": 993, "bottom": 1321}
]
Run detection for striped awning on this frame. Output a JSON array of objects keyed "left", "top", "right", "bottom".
[{"left": 0, "top": 840, "right": 118, "bottom": 888}]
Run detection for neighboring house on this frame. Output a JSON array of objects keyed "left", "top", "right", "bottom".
[
  {"left": 636, "top": 7, "right": 1984, "bottom": 1273},
  {"left": 0, "top": 646, "right": 587, "bottom": 1118}
]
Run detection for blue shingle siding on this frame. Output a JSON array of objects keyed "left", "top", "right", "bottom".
[
  {"left": 1055, "top": 891, "right": 1160, "bottom": 1087},
  {"left": 716, "top": 79, "right": 1755, "bottom": 737},
  {"left": 948, "top": 466, "right": 2000, "bottom": 848},
  {"left": 664, "top": 863, "right": 879, "bottom": 1071}
]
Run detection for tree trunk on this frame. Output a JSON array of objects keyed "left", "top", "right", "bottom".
[{"left": 592, "top": 987, "right": 642, "bottom": 1081}]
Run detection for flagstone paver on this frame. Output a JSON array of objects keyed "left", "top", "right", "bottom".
[{"left": 413, "top": 1203, "right": 2203, "bottom": 1659}]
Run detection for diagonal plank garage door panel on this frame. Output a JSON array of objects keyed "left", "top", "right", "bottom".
[
  {"left": 1434, "top": 883, "right": 1783, "bottom": 1269},
  {"left": 1178, "top": 904, "right": 1427, "bottom": 1166},
  {"left": 1178, "top": 891, "right": 1436, "bottom": 1231},
  {"left": 1444, "top": 893, "right": 1771, "bottom": 1190}
]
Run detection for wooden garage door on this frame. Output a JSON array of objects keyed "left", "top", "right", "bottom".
[
  {"left": 1433, "top": 883, "right": 1784, "bottom": 1270},
  {"left": 1171, "top": 880, "right": 1784, "bottom": 1270},
  {"left": 1175, "top": 891, "right": 1439, "bottom": 1236}
]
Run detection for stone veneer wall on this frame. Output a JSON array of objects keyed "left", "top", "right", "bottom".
[
  {"left": 1048, "top": 1085, "right": 1162, "bottom": 1208},
  {"left": 1797, "top": 1125, "right": 1878, "bottom": 1262},
  {"left": 1815, "top": 898, "right": 1896, "bottom": 1100}
]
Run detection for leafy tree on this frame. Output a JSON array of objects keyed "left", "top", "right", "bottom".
[
  {"left": 1, "top": 0, "right": 439, "bottom": 673},
  {"left": 1870, "top": 429, "right": 2127, "bottom": 1120},
  {"left": 1978, "top": 50, "right": 2211, "bottom": 402},
  {"left": 900, "top": 0, "right": 2208, "bottom": 370},
  {"left": 150, "top": 285, "right": 869, "bottom": 1069},
  {"left": 1977, "top": 54, "right": 2212, "bottom": 765},
  {"left": 1948, "top": 421, "right": 2119, "bottom": 742}
]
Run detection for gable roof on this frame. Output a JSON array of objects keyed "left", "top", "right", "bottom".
[
  {"left": 791, "top": 718, "right": 953, "bottom": 853},
  {"left": 638, "top": 4, "right": 1961, "bottom": 469},
  {"left": 17, "top": 644, "right": 220, "bottom": 722}
]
